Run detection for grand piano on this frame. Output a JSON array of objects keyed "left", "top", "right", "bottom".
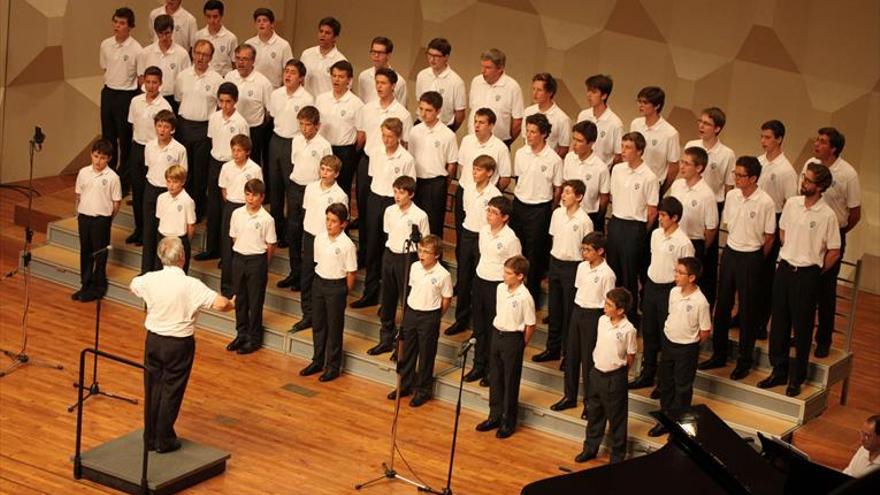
[{"left": 521, "top": 405, "right": 874, "bottom": 495}]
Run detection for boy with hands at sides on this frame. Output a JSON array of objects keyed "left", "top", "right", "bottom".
[{"left": 155, "top": 165, "right": 196, "bottom": 273}]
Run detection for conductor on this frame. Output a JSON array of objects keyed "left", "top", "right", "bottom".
[{"left": 130, "top": 236, "right": 234, "bottom": 453}]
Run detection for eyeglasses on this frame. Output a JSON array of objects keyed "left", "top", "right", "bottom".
[
  {"left": 733, "top": 172, "right": 750, "bottom": 179},
  {"left": 369, "top": 50, "right": 388, "bottom": 56}
]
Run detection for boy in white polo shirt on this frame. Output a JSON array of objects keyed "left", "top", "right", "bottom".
[
  {"left": 300, "top": 17, "right": 347, "bottom": 98},
  {"left": 563, "top": 120, "right": 609, "bottom": 232},
  {"left": 648, "top": 257, "right": 711, "bottom": 437},
  {"left": 73, "top": 139, "right": 121, "bottom": 302},
  {"left": 194, "top": 1, "right": 238, "bottom": 76},
  {"left": 575, "top": 287, "right": 636, "bottom": 464},
  {"left": 100, "top": 7, "right": 141, "bottom": 175},
  {"left": 415, "top": 37, "right": 467, "bottom": 131},
  {"left": 576, "top": 74, "right": 623, "bottom": 167},
  {"left": 137, "top": 15, "right": 190, "bottom": 114},
  {"left": 227, "top": 178, "right": 276, "bottom": 355},
  {"left": 388, "top": 234, "right": 453, "bottom": 407},
  {"left": 629, "top": 86, "right": 679, "bottom": 195},
  {"left": 523, "top": 72, "right": 571, "bottom": 157},
  {"left": 475, "top": 255, "right": 536, "bottom": 439},
  {"left": 246, "top": 8, "right": 293, "bottom": 88},
  {"left": 155, "top": 165, "right": 196, "bottom": 273}
]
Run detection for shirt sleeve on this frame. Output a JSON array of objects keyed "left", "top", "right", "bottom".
[
  {"left": 496, "top": 146, "right": 512, "bottom": 178},
  {"left": 511, "top": 83, "right": 524, "bottom": 119},
  {"left": 845, "top": 170, "right": 861, "bottom": 208},
  {"left": 228, "top": 208, "right": 240, "bottom": 238},
  {"left": 454, "top": 78, "right": 467, "bottom": 111},
  {"left": 343, "top": 240, "right": 358, "bottom": 272},
  {"left": 557, "top": 115, "right": 572, "bottom": 147},
  {"left": 99, "top": 42, "right": 107, "bottom": 70},
  {"left": 825, "top": 214, "right": 842, "bottom": 250},
  {"left": 185, "top": 198, "right": 196, "bottom": 224},
  {"left": 625, "top": 328, "right": 638, "bottom": 355},
  {"left": 445, "top": 134, "right": 459, "bottom": 164},
  {"left": 178, "top": 145, "right": 189, "bottom": 171},
  {"left": 598, "top": 167, "right": 611, "bottom": 194},
  {"left": 441, "top": 272, "right": 454, "bottom": 298},
  {"left": 602, "top": 271, "right": 617, "bottom": 298},
  {"left": 264, "top": 216, "right": 277, "bottom": 244},
  {"left": 705, "top": 195, "right": 719, "bottom": 230},
  {"left": 612, "top": 122, "right": 623, "bottom": 154},
  {"left": 666, "top": 130, "right": 681, "bottom": 163},
  {"left": 191, "top": 278, "right": 218, "bottom": 310},
  {"left": 523, "top": 293, "right": 536, "bottom": 326},
  {"left": 173, "top": 72, "right": 185, "bottom": 103},
  {"left": 130, "top": 274, "right": 146, "bottom": 297},
  {"left": 763, "top": 202, "right": 777, "bottom": 234},
  {"left": 645, "top": 176, "right": 660, "bottom": 207},
  {"left": 552, "top": 156, "right": 564, "bottom": 187},
  {"left": 682, "top": 239, "right": 695, "bottom": 257},
  {"left": 723, "top": 152, "right": 736, "bottom": 186},
  {"left": 699, "top": 298, "right": 712, "bottom": 332},
  {"left": 419, "top": 213, "right": 431, "bottom": 237},
  {"left": 75, "top": 169, "right": 85, "bottom": 195}
]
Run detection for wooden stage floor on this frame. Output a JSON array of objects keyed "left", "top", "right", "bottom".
[{"left": 0, "top": 177, "right": 878, "bottom": 494}]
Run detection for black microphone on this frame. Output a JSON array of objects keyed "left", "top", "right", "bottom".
[
  {"left": 457, "top": 337, "right": 476, "bottom": 357},
  {"left": 33, "top": 126, "right": 45, "bottom": 145},
  {"left": 409, "top": 223, "right": 422, "bottom": 245},
  {"left": 91, "top": 245, "right": 113, "bottom": 257}
]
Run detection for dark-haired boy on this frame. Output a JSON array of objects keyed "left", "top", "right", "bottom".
[
  {"left": 563, "top": 120, "right": 609, "bottom": 231},
  {"left": 523, "top": 73, "right": 571, "bottom": 157},
  {"left": 629, "top": 86, "right": 679, "bottom": 195},
  {"left": 194, "top": 0, "right": 238, "bottom": 76},
  {"left": 100, "top": 7, "right": 142, "bottom": 175},
  {"left": 415, "top": 38, "right": 467, "bottom": 130},
  {"left": 149, "top": 0, "right": 197, "bottom": 52},
  {"left": 246, "top": 8, "right": 293, "bottom": 88},
  {"left": 576, "top": 74, "right": 623, "bottom": 166},
  {"left": 314, "top": 60, "right": 363, "bottom": 205},
  {"left": 300, "top": 17, "right": 347, "bottom": 97},
  {"left": 219, "top": 135, "right": 263, "bottom": 297},
  {"left": 138, "top": 14, "right": 191, "bottom": 114},
  {"left": 358, "top": 36, "right": 407, "bottom": 105}
]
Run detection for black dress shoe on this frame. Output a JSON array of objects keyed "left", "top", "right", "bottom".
[
  {"left": 387, "top": 389, "right": 411, "bottom": 400},
  {"left": 463, "top": 368, "right": 485, "bottom": 383},
  {"left": 290, "top": 318, "right": 312, "bottom": 333},
  {"left": 475, "top": 418, "right": 501, "bottom": 432},
  {"left": 785, "top": 382, "right": 802, "bottom": 397},
  {"left": 299, "top": 362, "right": 323, "bottom": 376},
  {"left": 647, "top": 423, "right": 668, "bottom": 437},
  {"left": 730, "top": 365, "right": 750, "bottom": 381},
  {"left": 444, "top": 322, "right": 467, "bottom": 336},
  {"left": 125, "top": 232, "right": 142, "bottom": 244},
  {"left": 698, "top": 355, "right": 727, "bottom": 370},
  {"left": 649, "top": 387, "right": 661, "bottom": 399},
  {"left": 495, "top": 424, "right": 515, "bottom": 438},
  {"left": 574, "top": 450, "right": 597, "bottom": 463},
  {"left": 814, "top": 344, "right": 830, "bottom": 358},
  {"left": 194, "top": 251, "right": 220, "bottom": 261},
  {"left": 290, "top": 282, "right": 302, "bottom": 292},
  {"left": 79, "top": 291, "right": 101, "bottom": 303},
  {"left": 155, "top": 439, "right": 182, "bottom": 454},
  {"left": 532, "top": 349, "right": 561, "bottom": 363},
  {"left": 367, "top": 343, "right": 394, "bottom": 355},
  {"left": 319, "top": 369, "right": 340, "bottom": 382},
  {"left": 71, "top": 290, "right": 83, "bottom": 301},
  {"left": 628, "top": 374, "right": 653, "bottom": 389},
  {"left": 478, "top": 377, "right": 489, "bottom": 387},
  {"left": 409, "top": 394, "right": 430, "bottom": 407},
  {"left": 550, "top": 398, "right": 577, "bottom": 411},
  {"left": 236, "top": 342, "right": 261, "bottom": 354},
  {"left": 757, "top": 373, "right": 788, "bottom": 389},
  {"left": 276, "top": 275, "right": 296, "bottom": 288},
  {"left": 350, "top": 297, "right": 378, "bottom": 309},
  {"left": 226, "top": 336, "right": 244, "bottom": 351}
]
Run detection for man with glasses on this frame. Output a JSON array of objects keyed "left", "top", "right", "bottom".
[
  {"left": 843, "top": 415, "right": 880, "bottom": 477},
  {"left": 415, "top": 38, "right": 466, "bottom": 131},
  {"left": 358, "top": 36, "right": 407, "bottom": 105}
]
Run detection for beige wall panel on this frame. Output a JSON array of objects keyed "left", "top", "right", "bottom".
[
  {"left": 6, "top": 1, "right": 50, "bottom": 83},
  {"left": 645, "top": 0, "right": 753, "bottom": 58}
]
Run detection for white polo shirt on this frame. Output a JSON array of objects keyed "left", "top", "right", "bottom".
[
  {"left": 723, "top": 187, "right": 777, "bottom": 253},
  {"left": 646, "top": 227, "right": 694, "bottom": 284},
  {"left": 219, "top": 159, "right": 262, "bottom": 203},
  {"left": 407, "top": 261, "right": 454, "bottom": 311},
  {"left": 149, "top": 5, "right": 197, "bottom": 51},
  {"left": 549, "top": 207, "right": 594, "bottom": 261},
  {"left": 384, "top": 203, "right": 430, "bottom": 253},
  {"left": 843, "top": 446, "right": 880, "bottom": 478},
  {"left": 290, "top": 134, "right": 332, "bottom": 186},
  {"left": 303, "top": 182, "right": 348, "bottom": 236},
  {"left": 137, "top": 42, "right": 191, "bottom": 97},
  {"left": 224, "top": 69, "right": 273, "bottom": 126},
  {"left": 145, "top": 139, "right": 188, "bottom": 187},
  {"left": 668, "top": 178, "right": 719, "bottom": 240},
  {"left": 476, "top": 225, "right": 522, "bottom": 281},
  {"left": 208, "top": 110, "right": 250, "bottom": 161},
  {"left": 685, "top": 139, "right": 735, "bottom": 201},
  {"left": 315, "top": 90, "right": 363, "bottom": 146},
  {"left": 246, "top": 32, "right": 294, "bottom": 88},
  {"left": 408, "top": 121, "right": 458, "bottom": 179},
  {"left": 574, "top": 260, "right": 616, "bottom": 309},
  {"left": 194, "top": 26, "right": 238, "bottom": 76},
  {"left": 128, "top": 94, "right": 172, "bottom": 145},
  {"left": 609, "top": 161, "right": 660, "bottom": 222},
  {"left": 130, "top": 266, "right": 217, "bottom": 338},
  {"left": 76, "top": 165, "right": 121, "bottom": 217},
  {"left": 493, "top": 283, "right": 536, "bottom": 332},
  {"left": 803, "top": 157, "right": 861, "bottom": 228},
  {"left": 462, "top": 184, "right": 503, "bottom": 233},
  {"left": 314, "top": 231, "right": 357, "bottom": 280},
  {"left": 468, "top": 73, "right": 524, "bottom": 141},
  {"left": 415, "top": 66, "right": 467, "bottom": 126},
  {"left": 664, "top": 286, "right": 712, "bottom": 344},
  {"left": 269, "top": 85, "right": 314, "bottom": 138},
  {"left": 592, "top": 315, "right": 637, "bottom": 373},
  {"left": 300, "top": 45, "right": 347, "bottom": 98},
  {"left": 757, "top": 152, "right": 798, "bottom": 213},
  {"left": 175, "top": 67, "right": 224, "bottom": 121},
  {"left": 230, "top": 205, "right": 276, "bottom": 254},
  {"left": 156, "top": 189, "right": 196, "bottom": 237},
  {"left": 369, "top": 146, "right": 416, "bottom": 197},
  {"left": 457, "top": 134, "right": 512, "bottom": 189},
  {"left": 562, "top": 151, "right": 609, "bottom": 214},
  {"left": 576, "top": 106, "right": 623, "bottom": 166},
  {"left": 523, "top": 103, "right": 572, "bottom": 150},
  {"left": 513, "top": 144, "right": 563, "bottom": 204},
  {"left": 630, "top": 116, "right": 680, "bottom": 184},
  {"left": 356, "top": 99, "right": 413, "bottom": 158},
  {"left": 779, "top": 196, "right": 841, "bottom": 267},
  {"left": 100, "top": 35, "right": 142, "bottom": 90},
  {"left": 358, "top": 67, "right": 408, "bottom": 105}
]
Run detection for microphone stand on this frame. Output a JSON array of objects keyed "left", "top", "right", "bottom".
[
  {"left": 68, "top": 248, "right": 138, "bottom": 411},
  {"left": 0, "top": 127, "right": 64, "bottom": 377}
]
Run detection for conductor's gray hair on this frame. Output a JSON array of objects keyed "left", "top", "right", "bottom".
[{"left": 157, "top": 236, "right": 184, "bottom": 266}]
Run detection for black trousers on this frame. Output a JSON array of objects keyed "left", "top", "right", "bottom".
[
  {"left": 472, "top": 276, "right": 500, "bottom": 371},
  {"left": 816, "top": 230, "right": 846, "bottom": 348},
  {"left": 363, "top": 192, "right": 394, "bottom": 301},
  {"left": 756, "top": 213, "right": 783, "bottom": 334},
  {"left": 399, "top": 307, "right": 442, "bottom": 396},
  {"left": 232, "top": 252, "right": 268, "bottom": 344},
  {"left": 332, "top": 144, "right": 358, "bottom": 207},
  {"left": 453, "top": 184, "right": 465, "bottom": 246},
  {"left": 311, "top": 276, "right": 348, "bottom": 372},
  {"left": 300, "top": 232, "right": 316, "bottom": 320},
  {"left": 769, "top": 261, "right": 821, "bottom": 385},
  {"left": 488, "top": 329, "right": 525, "bottom": 426},
  {"left": 268, "top": 134, "right": 293, "bottom": 242},
  {"left": 547, "top": 257, "right": 579, "bottom": 355},
  {"left": 355, "top": 153, "right": 371, "bottom": 263},
  {"left": 204, "top": 158, "right": 225, "bottom": 255},
  {"left": 220, "top": 201, "right": 244, "bottom": 297},
  {"left": 657, "top": 336, "right": 700, "bottom": 418},
  {"left": 415, "top": 176, "right": 447, "bottom": 241},
  {"left": 584, "top": 366, "right": 628, "bottom": 462},
  {"left": 589, "top": 209, "right": 607, "bottom": 234},
  {"left": 127, "top": 143, "right": 147, "bottom": 237},
  {"left": 639, "top": 279, "right": 674, "bottom": 379},
  {"left": 100, "top": 86, "right": 138, "bottom": 174},
  {"left": 250, "top": 120, "right": 272, "bottom": 200},
  {"left": 713, "top": 247, "right": 763, "bottom": 367},
  {"left": 691, "top": 238, "right": 718, "bottom": 309},
  {"left": 158, "top": 234, "right": 191, "bottom": 273},
  {"left": 510, "top": 198, "right": 552, "bottom": 309},
  {"left": 606, "top": 217, "right": 647, "bottom": 323},
  {"left": 142, "top": 183, "right": 167, "bottom": 274},
  {"left": 177, "top": 118, "right": 210, "bottom": 220},
  {"left": 453, "top": 229, "right": 480, "bottom": 329},
  {"left": 564, "top": 307, "right": 603, "bottom": 402},
  {"left": 379, "top": 250, "right": 416, "bottom": 346},
  {"left": 144, "top": 332, "right": 194, "bottom": 450},
  {"left": 77, "top": 214, "right": 112, "bottom": 296},
  {"left": 285, "top": 181, "right": 306, "bottom": 277}
]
